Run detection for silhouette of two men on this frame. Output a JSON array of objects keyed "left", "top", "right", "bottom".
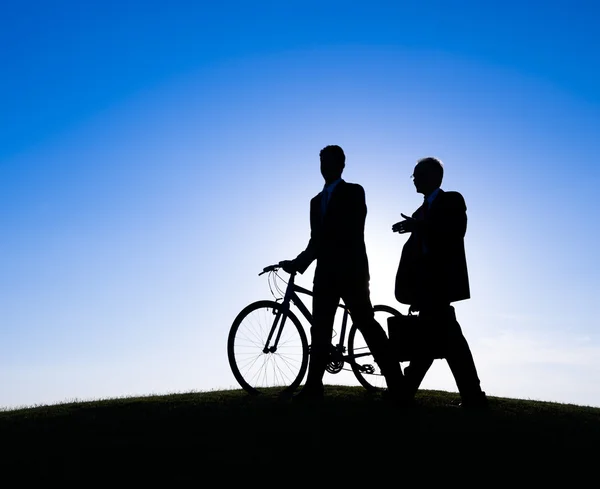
[{"left": 282, "top": 147, "right": 486, "bottom": 408}]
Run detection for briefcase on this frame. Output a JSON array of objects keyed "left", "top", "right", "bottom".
[{"left": 387, "top": 312, "right": 448, "bottom": 362}]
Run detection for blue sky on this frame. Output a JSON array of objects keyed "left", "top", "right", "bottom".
[{"left": 1, "top": 1, "right": 599, "bottom": 409}]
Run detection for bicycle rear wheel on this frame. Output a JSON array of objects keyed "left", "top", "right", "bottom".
[
  {"left": 227, "top": 300, "right": 309, "bottom": 395},
  {"left": 347, "top": 304, "right": 402, "bottom": 392}
]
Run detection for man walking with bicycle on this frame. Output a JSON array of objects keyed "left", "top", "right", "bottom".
[{"left": 280, "top": 145, "right": 405, "bottom": 402}]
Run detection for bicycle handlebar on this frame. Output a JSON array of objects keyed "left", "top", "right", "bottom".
[{"left": 259, "top": 264, "right": 280, "bottom": 276}]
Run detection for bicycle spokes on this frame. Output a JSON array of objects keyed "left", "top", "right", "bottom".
[{"left": 228, "top": 300, "right": 309, "bottom": 395}]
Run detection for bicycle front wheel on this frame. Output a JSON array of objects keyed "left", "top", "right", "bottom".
[
  {"left": 227, "top": 300, "right": 309, "bottom": 395},
  {"left": 347, "top": 304, "right": 402, "bottom": 392}
]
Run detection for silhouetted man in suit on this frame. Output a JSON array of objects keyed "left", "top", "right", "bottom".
[
  {"left": 392, "top": 156, "right": 487, "bottom": 409},
  {"left": 280, "top": 145, "right": 404, "bottom": 401}
]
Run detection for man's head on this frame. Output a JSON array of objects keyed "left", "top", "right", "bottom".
[
  {"left": 412, "top": 156, "right": 444, "bottom": 196},
  {"left": 320, "top": 145, "right": 345, "bottom": 184}
]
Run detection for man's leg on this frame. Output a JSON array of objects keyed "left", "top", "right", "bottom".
[
  {"left": 299, "top": 283, "right": 339, "bottom": 393},
  {"left": 444, "top": 306, "right": 487, "bottom": 406},
  {"left": 403, "top": 358, "right": 434, "bottom": 398},
  {"left": 342, "top": 284, "right": 404, "bottom": 396}
]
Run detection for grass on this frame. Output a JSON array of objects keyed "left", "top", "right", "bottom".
[{"left": 1, "top": 385, "right": 599, "bottom": 481}]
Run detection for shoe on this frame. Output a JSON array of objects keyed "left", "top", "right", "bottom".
[
  {"left": 382, "top": 388, "right": 415, "bottom": 408},
  {"left": 292, "top": 384, "right": 324, "bottom": 403},
  {"left": 459, "top": 392, "right": 489, "bottom": 411}
]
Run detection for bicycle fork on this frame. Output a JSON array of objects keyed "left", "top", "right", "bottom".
[
  {"left": 262, "top": 287, "right": 295, "bottom": 354},
  {"left": 262, "top": 307, "right": 287, "bottom": 354}
]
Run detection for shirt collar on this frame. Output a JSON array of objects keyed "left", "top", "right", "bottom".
[
  {"left": 425, "top": 187, "right": 441, "bottom": 206},
  {"left": 323, "top": 177, "right": 343, "bottom": 193}
]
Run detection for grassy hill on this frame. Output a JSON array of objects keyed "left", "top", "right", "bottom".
[{"left": 2, "top": 386, "right": 599, "bottom": 481}]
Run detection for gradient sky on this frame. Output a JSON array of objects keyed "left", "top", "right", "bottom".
[{"left": 1, "top": 1, "right": 599, "bottom": 409}]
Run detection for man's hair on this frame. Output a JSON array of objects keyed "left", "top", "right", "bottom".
[
  {"left": 320, "top": 145, "right": 346, "bottom": 170},
  {"left": 417, "top": 156, "right": 444, "bottom": 185}
]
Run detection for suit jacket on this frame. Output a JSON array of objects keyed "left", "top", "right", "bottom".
[
  {"left": 293, "top": 180, "right": 370, "bottom": 286},
  {"left": 395, "top": 189, "right": 470, "bottom": 306}
]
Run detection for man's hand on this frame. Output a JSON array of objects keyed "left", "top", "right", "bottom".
[
  {"left": 392, "top": 213, "right": 416, "bottom": 234},
  {"left": 279, "top": 260, "right": 297, "bottom": 274}
]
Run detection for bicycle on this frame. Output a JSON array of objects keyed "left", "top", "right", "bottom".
[{"left": 227, "top": 263, "right": 402, "bottom": 396}]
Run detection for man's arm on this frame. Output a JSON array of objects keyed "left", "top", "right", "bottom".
[
  {"left": 280, "top": 196, "right": 319, "bottom": 274},
  {"left": 280, "top": 240, "right": 316, "bottom": 275}
]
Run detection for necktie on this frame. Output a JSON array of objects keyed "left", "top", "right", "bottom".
[{"left": 321, "top": 188, "right": 329, "bottom": 218}]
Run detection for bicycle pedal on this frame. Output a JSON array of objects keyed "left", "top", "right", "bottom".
[{"left": 359, "top": 364, "right": 375, "bottom": 374}]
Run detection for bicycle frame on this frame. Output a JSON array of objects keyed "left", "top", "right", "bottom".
[{"left": 263, "top": 269, "right": 352, "bottom": 365}]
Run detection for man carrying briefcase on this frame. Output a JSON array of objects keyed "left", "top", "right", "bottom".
[{"left": 392, "top": 156, "right": 487, "bottom": 409}]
